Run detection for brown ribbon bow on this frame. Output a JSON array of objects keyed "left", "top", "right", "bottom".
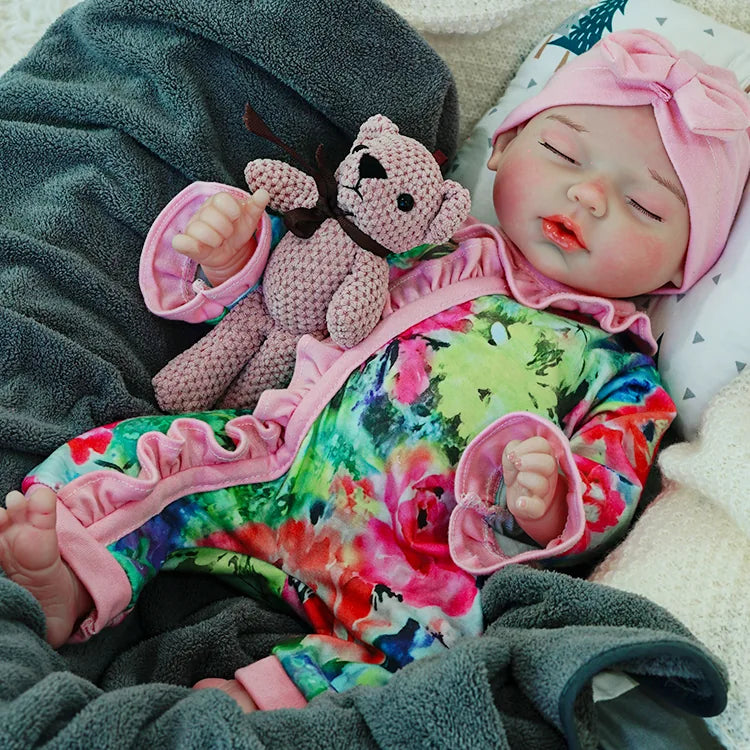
[{"left": 243, "top": 104, "right": 391, "bottom": 258}]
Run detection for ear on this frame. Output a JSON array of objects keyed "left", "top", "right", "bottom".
[
  {"left": 423, "top": 180, "right": 472, "bottom": 244},
  {"left": 356, "top": 114, "right": 400, "bottom": 143},
  {"left": 487, "top": 126, "right": 521, "bottom": 170}
]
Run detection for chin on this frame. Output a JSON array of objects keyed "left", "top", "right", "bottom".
[{"left": 522, "top": 244, "right": 572, "bottom": 280}]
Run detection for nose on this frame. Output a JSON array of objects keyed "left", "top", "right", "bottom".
[{"left": 567, "top": 179, "right": 606, "bottom": 218}]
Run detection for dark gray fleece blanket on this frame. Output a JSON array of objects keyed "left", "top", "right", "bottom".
[
  {"left": 0, "top": 1, "right": 727, "bottom": 748},
  {"left": 0, "top": 566, "right": 727, "bottom": 750}
]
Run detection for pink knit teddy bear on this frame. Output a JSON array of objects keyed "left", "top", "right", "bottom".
[{"left": 153, "top": 113, "right": 471, "bottom": 412}]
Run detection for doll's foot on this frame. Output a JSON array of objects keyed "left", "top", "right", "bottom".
[{"left": 0, "top": 487, "right": 91, "bottom": 646}]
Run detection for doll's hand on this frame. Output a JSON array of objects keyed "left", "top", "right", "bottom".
[
  {"left": 501, "top": 436, "right": 567, "bottom": 546},
  {"left": 172, "top": 189, "right": 270, "bottom": 287},
  {"left": 193, "top": 677, "right": 258, "bottom": 712}
]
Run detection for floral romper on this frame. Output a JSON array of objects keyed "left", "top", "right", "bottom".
[{"left": 24, "top": 183, "right": 676, "bottom": 706}]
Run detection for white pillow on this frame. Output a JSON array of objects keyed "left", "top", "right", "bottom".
[{"left": 448, "top": 0, "right": 750, "bottom": 439}]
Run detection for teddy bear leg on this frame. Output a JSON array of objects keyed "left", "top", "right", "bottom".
[
  {"left": 152, "top": 291, "right": 272, "bottom": 413},
  {"left": 218, "top": 328, "right": 301, "bottom": 409}
]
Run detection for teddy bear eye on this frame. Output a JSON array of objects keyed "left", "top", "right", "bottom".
[
  {"left": 397, "top": 193, "right": 414, "bottom": 212},
  {"left": 351, "top": 144, "right": 367, "bottom": 153}
]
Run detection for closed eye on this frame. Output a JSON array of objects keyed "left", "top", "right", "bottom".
[
  {"left": 626, "top": 198, "right": 663, "bottom": 222},
  {"left": 539, "top": 140, "right": 577, "bottom": 164}
]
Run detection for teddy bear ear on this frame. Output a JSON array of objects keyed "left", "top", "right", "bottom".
[
  {"left": 355, "top": 114, "right": 400, "bottom": 143},
  {"left": 423, "top": 180, "right": 472, "bottom": 244}
]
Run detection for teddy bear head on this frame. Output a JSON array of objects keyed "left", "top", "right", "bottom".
[{"left": 334, "top": 115, "right": 471, "bottom": 255}]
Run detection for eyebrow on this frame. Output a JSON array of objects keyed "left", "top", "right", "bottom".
[
  {"left": 544, "top": 114, "right": 589, "bottom": 132},
  {"left": 649, "top": 168, "right": 687, "bottom": 206}
]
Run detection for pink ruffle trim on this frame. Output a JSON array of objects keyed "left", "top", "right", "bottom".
[{"left": 454, "top": 223, "right": 657, "bottom": 354}]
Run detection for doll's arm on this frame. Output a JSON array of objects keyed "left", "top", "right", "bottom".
[
  {"left": 450, "top": 362, "right": 676, "bottom": 574},
  {"left": 172, "top": 189, "right": 270, "bottom": 287},
  {"left": 140, "top": 182, "right": 275, "bottom": 324},
  {"left": 501, "top": 436, "right": 568, "bottom": 546},
  {"left": 326, "top": 250, "right": 389, "bottom": 348},
  {"left": 493, "top": 362, "right": 675, "bottom": 559}
]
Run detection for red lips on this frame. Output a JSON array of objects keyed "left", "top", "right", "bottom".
[{"left": 541, "top": 215, "right": 587, "bottom": 252}]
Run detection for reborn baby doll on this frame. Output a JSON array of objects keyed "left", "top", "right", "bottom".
[{"left": 1, "top": 30, "right": 749, "bottom": 712}]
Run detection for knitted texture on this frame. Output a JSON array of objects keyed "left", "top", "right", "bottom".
[
  {"left": 152, "top": 291, "right": 272, "bottom": 413},
  {"left": 590, "top": 369, "right": 750, "bottom": 748},
  {"left": 153, "top": 114, "right": 471, "bottom": 411},
  {"left": 384, "top": 0, "right": 580, "bottom": 34}
]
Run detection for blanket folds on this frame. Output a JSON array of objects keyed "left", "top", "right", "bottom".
[
  {"left": 0, "top": 566, "right": 727, "bottom": 750},
  {"left": 0, "top": 0, "right": 458, "bottom": 498}
]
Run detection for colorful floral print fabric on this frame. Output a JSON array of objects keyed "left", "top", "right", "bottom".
[{"left": 27, "top": 285, "right": 674, "bottom": 698}]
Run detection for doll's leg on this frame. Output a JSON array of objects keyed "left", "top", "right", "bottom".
[
  {"left": 0, "top": 486, "right": 92, "bottom": 647},
  {"left": 152, "top": 290, "right": 272, "bottom": 413},
  {"left": 218, "top": 327, "right": 301, "bottom": 409},
  {"left": 3, "top": 409, "right": 253, "bottom": 645}
]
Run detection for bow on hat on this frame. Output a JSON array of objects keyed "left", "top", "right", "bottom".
[{"left": 600, "top": 29, "right": 750, "bottom": 140}]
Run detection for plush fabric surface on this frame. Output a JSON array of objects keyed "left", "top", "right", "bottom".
[
  {"left": 0, "top": 564, "right": 728, "bottom": 749},
  {"left": 0, "top": 1, "right": 740, "bottom": 748}
]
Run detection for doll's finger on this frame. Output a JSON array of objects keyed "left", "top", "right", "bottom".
[
  {"left": 209, "top": 192, "right": 243, "bottom": 221},
  {"left": 239, "top": 190, "right": 270, "bottom": 229},
  {"left": 511, "top": 495, "right": 547, "bottom": 520},
  {"left": 516, "top": 452, "right": 556, "bottom": 478},
  {"left": 171, "top": 233, "right": 203, "bottom": 258},
  {"left": 513, "top": 436, "right": 554, "bottom": 457},
  {"left": 196, "top": 205, "right": 236, "bottom": 239},
  {"left": 503, "top": 440, "right": 523, "bottom": 467},
  {"left": 515, "top": 471, "right": 550, "bottom": 498},
  {"left": 247, "top": 188, "right": 270, "bottom": 210},
  {"left": 502, "top": 440, "right": 523, "bottom": 483},
  {"left": 184, "top": 219, "right": 224, "bottom": 248}
]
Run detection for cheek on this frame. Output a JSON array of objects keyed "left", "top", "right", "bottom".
[
  {"left": 604, "top": 226, "right": 682, "bottom": 281},
  {"left": 493, "top": 154, "right": 547, "bottom": 225}
]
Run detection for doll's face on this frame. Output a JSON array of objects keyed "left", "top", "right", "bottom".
[{"left": 488, "top": 104, "right": 690, "bottom": 297}]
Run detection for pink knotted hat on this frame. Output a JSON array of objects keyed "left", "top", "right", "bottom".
[{"left": 493, "top": 29, "right": 750, "bottom": 294}]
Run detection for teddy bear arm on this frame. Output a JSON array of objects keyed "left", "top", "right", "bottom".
[
  {"left": 326, "top": 251, "right": 389, "bottom": 349},
  {"left": 244, "top": 159, "right": 319, "bottom": 212}
]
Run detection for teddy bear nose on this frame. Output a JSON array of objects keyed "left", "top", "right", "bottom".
[{"left": 358, "top": 153, "right": 388, "bottom": 180}]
